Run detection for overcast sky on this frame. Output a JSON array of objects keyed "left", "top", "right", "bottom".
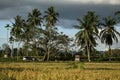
[
  {"left": 0, "top": 0, "right": 120, "bottom": 50},
  {"left": 0, "top": 0, "right": 120, "bottom": 27}
]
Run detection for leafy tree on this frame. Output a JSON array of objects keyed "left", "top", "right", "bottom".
[
  {"left": 75, "top": 11, "right": 99, "bottom": 62},
  {"left": 27, "top": 9, "right": 43, "bottom": 56},
  {"left": 57, "top": 33, "right": 73, "bottom": 58},
  {"left": 2, "top": 43, "right": 11, "bottom": 57},
  {"left": 43, "top": 6, "right": 59, "bottom": 61},
  {"left": 100, "top": 16, "right": 120, "bottom": 61},
  {"left": 8, "top": 6, "right": 72, "bottom": 61}
]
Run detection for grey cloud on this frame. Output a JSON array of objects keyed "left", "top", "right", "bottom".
[
  {"left": 57, "top": 19, "right": 78, "bottom": 29},
  {"left": 0, "top": 0, "right": 120, "bottom": 28}
]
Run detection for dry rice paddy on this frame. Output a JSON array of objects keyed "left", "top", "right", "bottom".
[{"left": 0, "top": 62, "right": 120, "bottom": 80}]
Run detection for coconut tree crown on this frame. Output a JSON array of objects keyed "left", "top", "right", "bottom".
[
  {"left": 75, "top": 11, "right": 99, "bottom": 62},
  {"left": 27, "top": 9, "right": 43, "bottom": 26},
  {"left": 44, "top": 6, "right": 59, "bottom": 27},
  {"left": 100, "top": 16, "right": 120, "bottom": 46}
]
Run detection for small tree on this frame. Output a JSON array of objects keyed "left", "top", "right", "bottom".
[{"left": 2, "top": 43, "right": 11, "bottom": 57}]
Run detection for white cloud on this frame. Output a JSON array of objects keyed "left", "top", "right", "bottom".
[
  {"left": 26, "top": 0, "right": 120, "bottom": 5},
  {"left": 62, "top": 0, "right": 120, "bottom": 5},
  {"left": 109, "top": 0, "right": 120, "bottom": 5}
]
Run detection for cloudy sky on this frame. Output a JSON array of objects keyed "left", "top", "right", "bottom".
[{"left": 0, "top": 0, "right": 120, "bottom": 50}]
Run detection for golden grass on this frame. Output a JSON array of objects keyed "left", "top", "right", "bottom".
[{"left": 0, "top": 62, "right": 120, "bottom": 80}]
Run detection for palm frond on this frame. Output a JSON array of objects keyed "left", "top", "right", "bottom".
[{"left": 115, "top": 11, "right": 120, "bottom": 16}]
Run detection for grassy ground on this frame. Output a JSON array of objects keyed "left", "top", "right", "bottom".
[{"left": 0, "top": 62, "right": 120, "bottom": 80}]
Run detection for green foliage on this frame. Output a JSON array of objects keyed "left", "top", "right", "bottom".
[
  {"left": 2, "top": 43, "right": 11, "bottom": 57},
  {"left": 75, "top": 11, "right": 99, "bottom": 62},
  {"left": 100, "top": 16, "right": 120, "bottom": 61},
  {"left": 7, "top": 6, "right": 72, "bottom": 61},
  {"left": 3, "top": 7, "right": 120, "bottom": 62}
]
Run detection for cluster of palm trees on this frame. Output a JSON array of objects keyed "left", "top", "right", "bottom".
[
  {"left": 4, "top": 6, "right": 120, "bottom": 62},
  {"left": 5, "top": 6, "right": 72, "bottom": 61},
  {"left": 75, "top": 11, "right": 120, "bottom": 62}
]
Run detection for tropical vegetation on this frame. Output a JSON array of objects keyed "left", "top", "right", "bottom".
[
  {"left": 75, "top": 11, "right": 99, "bottom": 62},
  {"left": 0, "top": 6, "right": 120, "bottom": 62},
  {"left": 99, "top": 16, "right": 120, "bottom": 61}
]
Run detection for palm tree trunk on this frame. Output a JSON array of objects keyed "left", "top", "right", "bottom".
[
  {"left": 17, "top": 42, "right": 20, "bottom": 60},
  {"left": 109, "top": 45, "right": 111, "bottom": 61},
  {"left": 87, "top": 45, "right": 91, "bottom": 62},
  {"left": 11, "top": 42, "right": 14, "bottom": 58}
]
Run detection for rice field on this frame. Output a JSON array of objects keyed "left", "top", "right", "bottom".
[{"left": 0, "top": 62, "right": 120, "bottom": 80}]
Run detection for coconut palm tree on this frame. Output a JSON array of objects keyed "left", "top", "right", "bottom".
[
  {"left": 75, "top": 11, "right": 99, "bottom": 62},
  {"left": 11, "top": 15, "right": 24, "bottom": 40},
  {"left": 44, "top": 6, "right": 59, "bottom": 27},
  {"left": 27, "top": 9, "right": 42, "bottom": 26},
  {"left": 100, "top": 16, "right": 120, "bottom": 61},
  {"left": 43, "top": 6, "right": 59, "bottom": 61},
  {"left": 10, "top": 15, "right": 25, "bottom": 60},
  {"left": 27, "top": 8, "right": 43, "bottom": 56}
]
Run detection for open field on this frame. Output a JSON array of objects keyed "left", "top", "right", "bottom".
[{"left": 0, "top": 62, "right": 120, "bottom": 80}]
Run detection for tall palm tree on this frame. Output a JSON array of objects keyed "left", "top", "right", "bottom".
[
  {"left": 75, "top": 11, "right": 99, "bottom": 62},
  {"left": 27, "top": 8, "right": 43, "bottom": 56},
  {"left": 100, "top": 16, "right": 120, "bottom": 61},
  {"left": 5, "top": 24, "right": 14, "bottom": 58},
  {"left": 11, "top": 15, "right": 25, "bottom": 60},
  {"left": 43, "top": 6, "right": 59, "bottom": 61}
]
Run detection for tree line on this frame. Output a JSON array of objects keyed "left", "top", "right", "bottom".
[
  {"left": 2, "top": 6, "right": 72, "bottom": 61},
  {"left": 1, "top": 6, "right": 120, "bottom": 62}
]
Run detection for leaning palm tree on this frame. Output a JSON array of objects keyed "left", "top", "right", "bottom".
[
  {"left": 75, "top": 11, "right": 99, "bottom": 62},
  {"left": 43, "top": 6, "right": 59, "bottom": 61},
  {"left": 100, "top": 16, "right": 120, "bottom": 61}
]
